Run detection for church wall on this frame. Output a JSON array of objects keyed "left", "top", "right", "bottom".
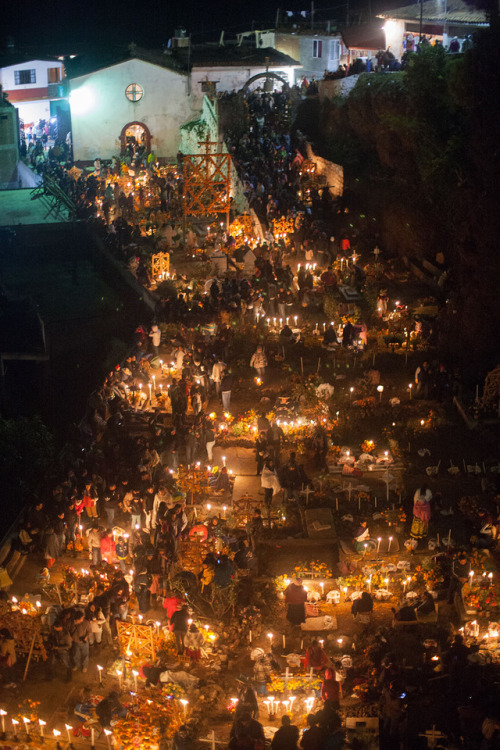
[{"left": 69, "top": 59, "right": 197, "bottom": 161}]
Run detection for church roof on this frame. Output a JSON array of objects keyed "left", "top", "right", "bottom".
[
  {"left": 66, "top": 43, "right": 300, "bottom": 80},
  {"left": 377, "top": 0, "right": 488, "bottom": 25}
]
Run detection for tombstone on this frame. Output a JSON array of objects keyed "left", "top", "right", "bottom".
[
  {"left": 243, "top": 248, "right": 256, "bottom": 274},
  {"left": 210, "top": 251, "right": 227, "bottom": 276}
]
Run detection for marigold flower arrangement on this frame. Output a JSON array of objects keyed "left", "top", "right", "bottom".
[
  {"left": 14, "top": 699, "right": 40, "bottom": 724},
  {"left": 380, "top": 508, "right": 406, "bottom": 525},
  {"left": 293, "top": 561, "right": 333, "bottom": 580},
  {"left": 360, "top": 439, "right": 376, "bottom": 454},
  {"left": 267, "top": 672, "right": 322, "bottom": 694}
]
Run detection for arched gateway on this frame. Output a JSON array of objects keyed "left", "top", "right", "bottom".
[{"left": 119, "top": 121, "right": 152, "bottom": 153}]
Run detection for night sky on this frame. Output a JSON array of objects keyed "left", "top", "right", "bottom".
[{"left": 3, "top": 0, "right": 400, "bottom": 52}]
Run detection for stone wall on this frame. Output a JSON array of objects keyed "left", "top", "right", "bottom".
[
  {"left": 305, "top": 142, "right": 343, "bottom": 197},
  {"left": 318, "top": 74, "right": 361, "bottom": 101}
]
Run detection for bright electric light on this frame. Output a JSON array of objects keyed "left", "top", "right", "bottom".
[{"left": 69, "top": 86, "right": 96, "bottom": 115}]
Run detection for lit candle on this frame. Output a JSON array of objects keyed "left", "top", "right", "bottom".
[
  {"left": 132, "top": 670, "right": 139, "bottom": 691},
  {"left": 180, "top": 699, "right": 189, "bottom": 718},
  {"left": 12, "top": 719, "right": 19, "bottom": 737},
  {"left": 388, "top": 536, "right": 393, "bottom": 552},
  {"left": 52, "top": 729, "right": 60, "bottom": 741},
  {"left": 0, "top": 710, "right": 6, "bottom": 733},
  {"left": 377, "top": 537, "right": 381, "bottom": 553},
  {"left": 104, "top": 729, "right": 112, "bottom": 750},
  {"left": 65, "top": 725, "right": 72, "bottom": 742},
  {"left": 39, "top": 719, "right": 46, "bottom": 738},
  {"left": 267, "top": 632, "right": 273, "bottom": 646},
  {"left": 249, "top": 629, "right": 252, "bottom": 643},
  {"left": 282, "top": 633, "right": 286, "bottom": 649},
  {"left": 222, "top": 456, "right": 226, "bottom": 466},
  {"left": 116, "top": 669, "right": 123, "bottom": 688},
  {"left": 23, "top": 717, "right": 30, "bottom": 737},
  {"left": 97, "top": 664, "right": 103, "bottom": 685},
  {"left": 91, "top": 727, "right": 95, "bottom": 746}
]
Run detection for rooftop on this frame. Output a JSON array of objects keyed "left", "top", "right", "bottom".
[
  {"left": 66, "top": 43, "right": 300, "bottom": 80},
  {"left": 378, "top": 0, "right": 488, "bottom": 25}
]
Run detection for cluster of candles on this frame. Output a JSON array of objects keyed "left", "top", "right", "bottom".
[
  {"left": 263, "top": 695, "right": 300, "bottom": 717},
  {"left": 0, "top": 711, "right": 111, "bottom": 748},
  {"left": 266, "top": 316, "right": 299, "bottom": 330}
]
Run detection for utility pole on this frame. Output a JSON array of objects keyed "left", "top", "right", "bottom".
[
  {"left": 311, "top": 1, "right": 314, "bottom": 30},
  {"left": 275, "top": 7, "right": 280, "bottom": 28},
  {"left": 419, "top": 0, "right": 423, "bottom": 42}
]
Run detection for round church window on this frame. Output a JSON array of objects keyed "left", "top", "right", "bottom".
[{"left": 125, "top": 83, "right": 144, "bottom": 102}]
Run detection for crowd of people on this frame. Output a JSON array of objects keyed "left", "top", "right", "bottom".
[{"left": 7, "top": 69, "right": 499, "bottom": 749}]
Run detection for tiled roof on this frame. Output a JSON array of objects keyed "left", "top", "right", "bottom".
[{"left": 378, "top": 0, "right": 488, "bottom": 24}]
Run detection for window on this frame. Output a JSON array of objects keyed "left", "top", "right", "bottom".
[
  {"left": 47, "top": 67, "right": 61, "bottom": 84},
  {"left": 312, "top": 40, "right": 323, "bottom": 58},
  {"left": 329, "top": 40, "right": 340, "bottom": 61},
  {"left": 125, "top": 83, "right": 144, "bottom": 102},
  {"left": 14, "top": 69, "right": 36, "bottom": 85}
]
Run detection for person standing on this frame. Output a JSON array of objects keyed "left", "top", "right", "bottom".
[
  {"left": 86, "top": 524, "right": 102, "bottom": 567},
  {"left": 70, "top": 611, "right": 91, "bottom": 673},
  {"left": 250, "top": 345, "right": 268, "bottom": 380},
  {"left": 46, "top": 621, "right": 72, "bottom": 682},
  {"left": 204, "top": 422, "right": 216, "bottom": 462},
  {"left": 220, "top": 371, "right": 233, "bottom": 413},
  {"left": 211, "top": 358, "right": 225, "bottom": 397},
  {"left": 410, "top": 484, "right": 432, "bottom": 545},
  {"left": 149, "top": 324, "right": 161, "bottom": 356},
  {"left": 83, "top": 482, "right": 99, "bottom": 520},
  {"left": 267, "top": 421, "right": 284, "bottom": 465},
  {"left": 130, "top": 491, "right": 143, "bottom": 529},
  {"left": 448, "top": 553, "right": 471, "bottom": 604},
  {"left": 261, "top": 459, "right": 281, "bottom": 509},
  {"left": 284, "top": 577, "right": 307, "bottom": 626},
  {"left": 170, "top": 605, "right": 190, "bottom": 654},
  {"left": 103, "top": 482, "right": 119, "bottom": 528}
]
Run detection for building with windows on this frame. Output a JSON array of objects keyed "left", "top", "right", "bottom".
[
  {"left": 0, "top": 55, "right": 66, "bottom": 130},
  {"left": 274, "top": 29, "right": 342, "bottom": 81},
  {"left": 378, "top": 0, "right": 488, "bottom": 57}
]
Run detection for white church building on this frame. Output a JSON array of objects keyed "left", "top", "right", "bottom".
[{"left": 67, "top": 42, "right": 300, "bottom": 163}]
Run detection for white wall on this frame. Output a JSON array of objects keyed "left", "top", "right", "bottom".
[
  {"left": 383, "top": 20, "right": 406, "bottom": 58},
  {"left": 69, "top": 59, "right": 198, "bottom": 161},
  {"left": 298, "top": 35, "right": 342, "bottom": 80},
  {"left": 0, "top": 59, "right": 64, "bottom": 90},
  {"left": 16, "top": 100, "right": 51, "bottom": 125},
  {"left": 190, "top": 63, "right": 297, "bottom": 101}
]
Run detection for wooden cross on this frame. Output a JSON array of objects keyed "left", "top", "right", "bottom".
[
  {"left": 199, "top": 731, "right": 224, "bottom": 750},
  {"left": 418, "top": 725, "right": 446, "bottom": 748},
  {"left": 198, "top": 136, "right": 219, "bottom": 154}
]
